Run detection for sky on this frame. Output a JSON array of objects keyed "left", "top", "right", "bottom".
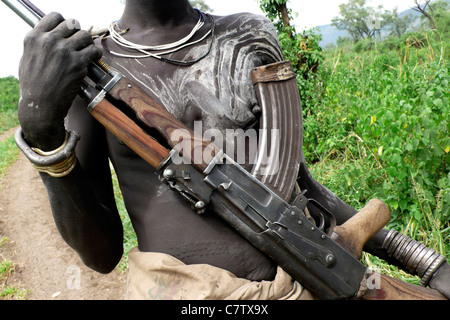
[{"left": 0, "top": 0, "right": 415, "bottom": 78}]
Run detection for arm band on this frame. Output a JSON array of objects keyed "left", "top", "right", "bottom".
[{"left": 15, "top": 127, "right": 80, "bottom": 178}]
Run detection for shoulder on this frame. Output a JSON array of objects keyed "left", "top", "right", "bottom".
[
  {"left": 213, "top": 12, "right": 279, "bottom": 38},
  {"left": 210, "top": 12, "right": 284, "bottom": 63},
  {"left": 213, "top": 12, "right": 275, "bottom": 29}
]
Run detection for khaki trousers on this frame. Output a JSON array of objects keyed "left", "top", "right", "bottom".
[{"left": 125, "top": 247, "right": 314, "bottom": 300}]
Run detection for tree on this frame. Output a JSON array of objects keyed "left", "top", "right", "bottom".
[
  {"left": 257, "top": 0, "right": 325, "bottom": 111},
  {"left": 258, "top": 0, "right": 295, "bottom": 38},
  {"left": 382, "top": 8, "right": 413, "bottom": 38},
  {"left": 412, "top": 0, "right": 440, "bottom": 41},
  {"left": 332, "top": 0, "right": 384, "bottom": 42},
  {"left": 431, "top": 0, "right": 450, "bottom": 37}
]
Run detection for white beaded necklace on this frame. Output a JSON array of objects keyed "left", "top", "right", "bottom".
[{"left": 105, "top": 10, "right": 213, "bottom": 61}]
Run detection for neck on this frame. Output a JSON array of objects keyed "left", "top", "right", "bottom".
[{"left": 119, "top": 0, "right": 198, "bottom": 30}]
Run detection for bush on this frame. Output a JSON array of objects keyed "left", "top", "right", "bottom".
[
  {"left": 0, "top": 77, "right": 20, "bottom": 133},
  {"left": 0, "top": 77, "right": 19, "bottom": 113},
  {"left": 304, "top": 35, "right": 449, "bottom": 253}
]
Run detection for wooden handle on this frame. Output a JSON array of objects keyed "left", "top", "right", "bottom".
[
  {"left": 331, "top": 199, "right": 391, "bottom": 259},
  {"left": 330, "top": 199, "right": 447, "bottom": 300},
  {"left": 108, "top": 78, "right": 219, "bottom": 172},
  {"left": 361, "top": 271, "right": 447, "bottom": 300},
  {"left": 89, "top": 99, "right": 169, "bottom": 168}
]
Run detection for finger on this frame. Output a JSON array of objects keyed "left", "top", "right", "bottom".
[
  {"left": 34, "top": 12, "right": 65, "bottom": 32},
  {"left": 67, "top": 30, "right": 94, "bottom": 51},
  {"left": 52, "top": 19, "right": 82, "bottom": 39},
  {"left": 78, "top": 44, "right": 103, "bottom": 64}
]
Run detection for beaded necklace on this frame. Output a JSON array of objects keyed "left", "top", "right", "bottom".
[{"left": 101, "top": 9, "right": 215, "bottom": 66}]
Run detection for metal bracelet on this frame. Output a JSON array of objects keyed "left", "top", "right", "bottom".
[
  {"left": 15, "top": 127, "right": 80, "bottom": 177},
  {"left": 420, "top": 255, "right": 446, "bottom": 286},
  {"left": 382, "top": 229, "right": 447, "bottom": 286},
  {"left": 31, "top": 152, "right": 78, "bottom": 178}
]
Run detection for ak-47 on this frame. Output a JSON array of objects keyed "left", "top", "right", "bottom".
[{"left": 5, "top": 0, "right": 448, "bottom": 300}]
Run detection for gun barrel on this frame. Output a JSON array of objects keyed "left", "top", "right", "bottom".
[{"left": 1, "top": 0, "right": 41, "bottom": 27}]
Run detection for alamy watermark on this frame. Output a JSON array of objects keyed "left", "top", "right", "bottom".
[
  {"left": 170, "top": 121, "right": 281, "bottom": 176},
  {"left": 366, "top": 268, "right": 381, "bottom": 290},
  {"left": 66, "top": 265, "right": 81, "bottom": 290},
  {"left": 66, "top": 19, "right": 81, "bottom": 30},
  {"left": 366, "top": 14, "right": 382, "bottom": 30}
]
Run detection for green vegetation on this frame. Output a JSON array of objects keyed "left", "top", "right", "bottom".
[
  {"left": 0, "top": 76, "right": 25, "bottom": 299},
  {"left": 259, "top": 0, "right": 449, "bottom": 281},
  {"left": 258, "top": 0, "right": 325, "bottom": 110},
  {"left": 0, "top": 135, "right": 20, "bottom": 182},
  {"left": 309, "top": 41, "right": 449, "bottom": 278},
  {"left": 111, "top": 165, "right": 138, "bottom": 273},
  {"left": 0, "top": 76, "right": 20, "bottom": 133},
  {"left": 0, "top": 237, "right": 27, "bottom": 300},
  {"left": 0, "top": 76, "right": 20, "bottom": 182},
  {"left": 0, "top": 255, "right": 28, "bottom": 300}
]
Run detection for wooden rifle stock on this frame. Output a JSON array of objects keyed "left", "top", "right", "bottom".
[
  {"left": 332, "top": 199, "right": 446, "bottom": 300},
  {"left": 362, "top": 272, "right": 446, "bottom": 300},
  {"left": 80, "top": 75, "right": 219, "bottom": 172},
  {"left": 88, "top": 98, "right": 169, "bottom": 169},
  {"left": 108, "top": 78, "right": 219, "bottom": 172}
]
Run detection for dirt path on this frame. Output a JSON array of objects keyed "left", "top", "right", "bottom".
[
  {"left": 0, "top": 127, "right": 19, "bottom": 142},
  {"left": 0, "top": 130, "right": 126, "bottom": 300}
]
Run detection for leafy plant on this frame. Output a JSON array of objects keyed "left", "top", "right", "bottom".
[
  {"left": 305, "top": 30, "right": 449, "bottom": 256},
  {"left": 258, "top": 0, "right": 326, "bottom": 111},
  {"left": 0, "top": 76, "right": 19, "bottom": 113},
  {"left": 0, "top": 76, "right": 20, "bottom": 133}
]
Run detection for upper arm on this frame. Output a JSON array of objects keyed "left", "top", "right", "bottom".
[
  {"left": 251, "top": 14, "right": 285, "bottom": 64},
  {"left": 65, "top": 95, "right": 118, "bottom": 212}
]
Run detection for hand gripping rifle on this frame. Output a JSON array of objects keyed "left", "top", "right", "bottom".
[{"left": 4, "top": 0, "right": 448, "bottom": 300}]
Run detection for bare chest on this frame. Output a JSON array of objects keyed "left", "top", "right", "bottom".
[{"left": 101, "top": 46, "right": 260, "bottom": 135}]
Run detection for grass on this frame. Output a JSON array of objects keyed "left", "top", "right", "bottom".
[
  {"left": 0, "top": 91, "right": 26, "bottom": 298},
  {"left": 0, "top": 135, "right": 20, "bottom": 183},
  {"left": 309, "top": 143, "right": 448, "bottom": 285},
  {"left": 0, "top": 76, "right": 20, "bottom": 134},
  {"left": 0, "top": 111, "right": 19, "bottom": 134},
  {"left": 0, "top": 286, "right": 28, "bottom": 300},
  {"left": 0, "top": 127, "right": 26, "bottom": 299},
  {"left": 363, "top": 252, "right": 422, "bottom": 285},
  {"left": 0, "top": 237, "right": 10, "bottom": 248},
  {"left": 0, "top": 256, "right": 29, "bottom": 300},
  {"left": 111, "top": 164, "right": 138, "bottom": 273},
  {"left": 305, "top": 29, "right": 449, "bottom": 283}
]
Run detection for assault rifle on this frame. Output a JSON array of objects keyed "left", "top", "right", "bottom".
[{"left": 4, "top": 0, "right": 448, "bottom": 300}]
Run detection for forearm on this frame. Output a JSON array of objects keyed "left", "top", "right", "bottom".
[
  {"left": 40, "top": 162, "right": 124, "bottom": 274},
  {"left": 16, "top": 123, "right": 124, "bottom": 274}
]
